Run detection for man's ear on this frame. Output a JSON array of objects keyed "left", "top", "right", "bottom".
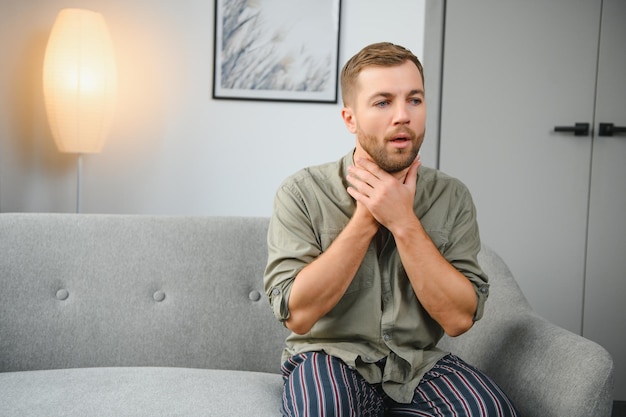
[{"left": 341, "top": 107, "right": 358, "bottom": 134}]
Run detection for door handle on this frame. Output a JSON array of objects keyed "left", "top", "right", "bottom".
[
  {"left": 554, "top": 122, "right": 590, "bottom": 136},
  {"left": 598, "top": 123, "right": 626, "bottom": 137}
]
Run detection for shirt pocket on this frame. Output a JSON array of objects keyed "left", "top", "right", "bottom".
[
  {"left": 346, "top": 251, "right": 376, "bottom": 294},
  {"left": 320, "top": 229, "right": 375, "bottom": 295},
  {"left": 425, "top": 230, "right": 449, "bottom": 253}
]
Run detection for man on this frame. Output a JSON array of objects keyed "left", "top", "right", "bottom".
[{"left": 264, "top": 42, "right": 519, "bottom": 416}]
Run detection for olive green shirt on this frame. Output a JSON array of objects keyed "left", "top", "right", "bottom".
[{"left": 264, "top": 150, "right": 489, "bottom": 403}]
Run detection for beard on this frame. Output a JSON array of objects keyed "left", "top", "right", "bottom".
[{"left": 357, "top": 126, "right": 422, "bottom": 173}]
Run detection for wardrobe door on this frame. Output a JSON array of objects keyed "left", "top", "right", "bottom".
[
  {"left": 583, "top": 0, "right": 626, "bottom": 401},
  {"left": 440, "top": 0, "right": 601, "bottom": 333}
]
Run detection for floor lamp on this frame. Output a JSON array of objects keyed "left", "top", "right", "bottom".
[{"left": 43, "top": 8, "right": 117, "bottom": 213}]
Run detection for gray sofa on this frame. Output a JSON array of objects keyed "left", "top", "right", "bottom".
[{"left": 0, "top": 213, "right": 613, "bottom": 417}]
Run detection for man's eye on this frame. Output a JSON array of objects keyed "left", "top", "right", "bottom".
[
  {"left": 375, "top": 101, "right": 390, "bottom": 108},
  {"left": 409, "top": 98, "right": 423, "bottom": 105}
]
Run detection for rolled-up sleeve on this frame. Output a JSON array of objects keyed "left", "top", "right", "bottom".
[
  {"left": 264, "top": 179, "right": 322, "bottom": 323},
  {"left": 267, "top": 281, "right": 293, "bottom": 322},
  {"left": 443, "top": 183, "right": 489, "bottom": 322}
]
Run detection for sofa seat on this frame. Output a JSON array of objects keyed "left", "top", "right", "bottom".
[{"left": 0, "top": 367, "right": 283, "bottom": 417}]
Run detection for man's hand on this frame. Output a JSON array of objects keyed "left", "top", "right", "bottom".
[
  {"left": 347, "top": 154, "right": 477, "bottom": 337},
  {"left": 346, "top": 155, "right": 421, "bottom": 233}
]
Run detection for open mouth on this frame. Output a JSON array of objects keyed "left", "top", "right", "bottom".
[
  {"left": 388, "top": 137, "right": 411, "bottom": 150},
  {"left": 387, "top": 127, "right": 415, "bottom": 143},
  {"left": 388, "top": 132, "right": 412, "bottom": 145}
]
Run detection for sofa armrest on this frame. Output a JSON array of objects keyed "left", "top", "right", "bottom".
[
  {"left": 498, "top": 313, "right": 612, "bottom": 417},
  {"left": 437, "top": 244, "right": 614, "bottom": 417},
  {"left": 441, "top": 309, "right": 614, "bottom": 417}
]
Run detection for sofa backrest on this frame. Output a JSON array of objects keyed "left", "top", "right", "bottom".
[{"left": 0, "top": 214, "right": 289, "bottom": 374}]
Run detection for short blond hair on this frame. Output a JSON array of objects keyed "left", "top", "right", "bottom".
[{"left": 340, "top": 42, "right": 424, "bottom": 106}]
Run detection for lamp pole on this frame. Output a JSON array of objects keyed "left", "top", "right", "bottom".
[{"left": 76, "top": 154, "right": 83, "bottom": 213}]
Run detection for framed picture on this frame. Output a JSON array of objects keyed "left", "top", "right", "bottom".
[{"left": 213, "top": 0, "right": 342, "bottom": 103}]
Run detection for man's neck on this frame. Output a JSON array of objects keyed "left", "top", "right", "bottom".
[{"left": 352, "top": 147, "right": 411, "bottom": 182}]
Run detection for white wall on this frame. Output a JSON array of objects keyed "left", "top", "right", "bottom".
[{"left": 0, "top": 0, "right": 429, "bottom": 216}]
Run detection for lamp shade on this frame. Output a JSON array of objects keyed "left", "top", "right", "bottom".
[{"left": 43, "top": 8, "right": 117, "bottom": 154}]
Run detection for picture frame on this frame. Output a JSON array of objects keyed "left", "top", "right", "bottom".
[{"left": 212, "top": 0, "right": 342, "bottom": 103}]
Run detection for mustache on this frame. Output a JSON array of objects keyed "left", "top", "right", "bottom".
[{"left": 385, "top": 126, "right": 417, "bottom": 141}]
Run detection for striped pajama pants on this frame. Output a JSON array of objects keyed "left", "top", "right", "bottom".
[{"left": 281, "top": 352, "right": 519, "bottom": 417}]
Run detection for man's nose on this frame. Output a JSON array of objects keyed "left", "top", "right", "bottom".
[{"left": 393, "top": 103, "right": 410, "bottom": 124}]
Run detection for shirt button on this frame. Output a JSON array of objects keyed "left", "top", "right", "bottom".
[
  {"left": 272, "top": 288, "right": 280, "bottom": 296},
  {"left": 383, "top": 333, "right": 391, "bottom": 342}
]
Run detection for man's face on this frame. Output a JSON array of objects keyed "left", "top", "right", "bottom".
[{"left": 343, "top": 61, "right": 426, "bottom": 174}]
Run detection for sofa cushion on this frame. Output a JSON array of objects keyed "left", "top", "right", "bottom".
[{"left": 0, "top": 367, "right": 283, "bottom": 417}]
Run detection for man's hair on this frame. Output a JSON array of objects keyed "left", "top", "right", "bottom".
[{"left": 340, "top": 42, "right": 424, "bottom": 106}]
